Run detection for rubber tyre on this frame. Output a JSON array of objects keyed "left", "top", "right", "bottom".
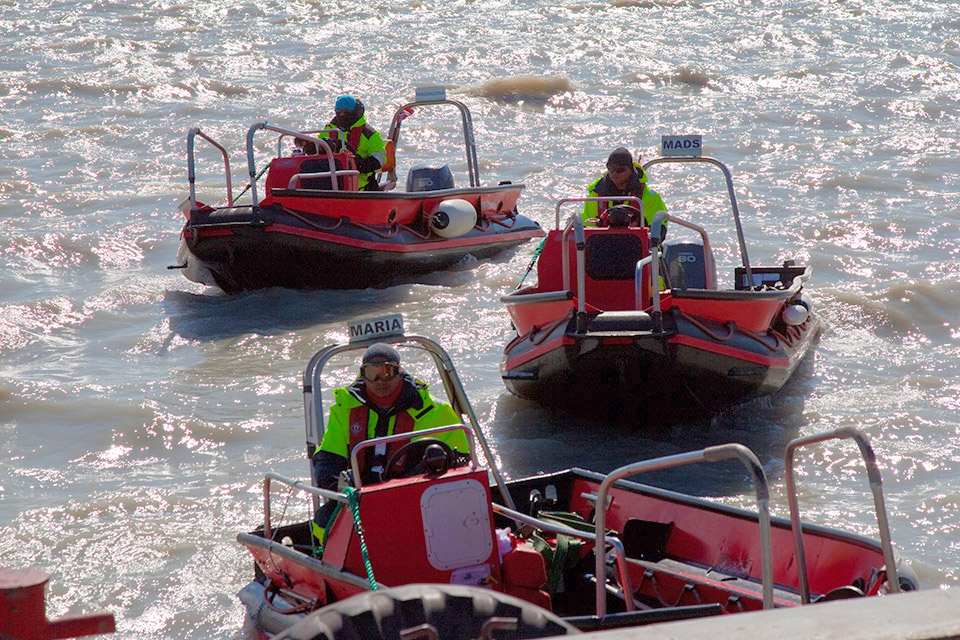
[{"left": 276, "top": 583, "right": 579, "bottom": 639}]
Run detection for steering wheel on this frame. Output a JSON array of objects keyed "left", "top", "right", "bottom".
[
  {"left": 602, "top": 204, "right": 644, "bottom": 228},
  {"left": 381, "top": 438, "right": 454, "bottom": 481}
]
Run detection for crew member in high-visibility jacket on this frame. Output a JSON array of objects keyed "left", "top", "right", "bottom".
[
  {"left": 321, "top": 94, "right": 387, "bottom": 191},
  {"left": 310, "top": 343, "right": 468, "bottom": 544},
  {"left": 582, "top": 147, "right": 667, "bottom": 227}
]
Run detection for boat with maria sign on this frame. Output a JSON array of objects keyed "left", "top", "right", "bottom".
[
  {"left": 172, "top": 87, "right": 543, "bottom": 293},
  {"left": 500, "top": 136, "right": 819, "bottom": 415},
  {"left": 236, "top": 316, "right": 915, "bottom": 639}
]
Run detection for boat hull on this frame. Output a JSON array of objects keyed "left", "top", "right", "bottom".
[
  {"left": 181, "top": 188, "right": 542, "bottom": 292},
  {"left": 501, "top": 306, "right": 820, "bottom": 413},
  {"left": 238, "top": 466, "right": 908, "bottom": 636}
]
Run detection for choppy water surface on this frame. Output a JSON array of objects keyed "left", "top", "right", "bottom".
[{"left": 2, "top": 0, "right": 959, "bottom": 636}]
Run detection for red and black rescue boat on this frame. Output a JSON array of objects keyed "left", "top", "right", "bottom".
[
  {"left": 236, "top": 320, "right": 915, "bottom": 639},
  {"left": 174, "top": 94, "right": 543, "bottom": 293},
  {"left": 501, "top": 149, "right": 819, "bottom": 413}
]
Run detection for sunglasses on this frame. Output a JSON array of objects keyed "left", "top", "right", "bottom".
[
  {"left": 362, "top": 363, "right": 400, "bottom": 382},
  {"left": 608, "top": 165, "right": 633, "bottom": 175}
]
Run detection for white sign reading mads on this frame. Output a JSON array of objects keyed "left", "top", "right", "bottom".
[
  {"left": 415, "top": 86, "right": 447, "bottom": 103},
  {"left": 661, "top": 134, "right": 703, "bottom": 157},
  {"left": 348, "top": 315, "right": 405, "bottom": 343}
]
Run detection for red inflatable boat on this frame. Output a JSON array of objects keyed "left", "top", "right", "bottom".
[
  {"left": 174, "top": 93, "right": 542, "bottom": 293},
  {"left": 500, "top": 150, "right": 819, "bottom": 414},
  {"left": 236, "top": 320, "right": 915, "bottom": 639}
]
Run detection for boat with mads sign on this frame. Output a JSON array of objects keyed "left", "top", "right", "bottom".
[
  {"left": 500, "top": 136, "right": 820, "bottom": 414},
  {"left": 235, "top": 316, "right": 915, "bottom": 639},
  {"left": 172, "top": 87, "right": 543, "bottom": 293}
]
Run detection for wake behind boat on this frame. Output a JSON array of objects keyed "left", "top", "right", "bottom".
[
  {"left": 501, "top": 137, "right": 820, "bottom": 415},
  {"left": 173, "top": 88, "right": 543, "bottom": 293},
  {"left": 236, "top": 316, "right": 914, "bottom": 639}
]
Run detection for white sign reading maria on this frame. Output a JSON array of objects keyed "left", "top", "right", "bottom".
[
  {"left": 348, "top": 314, "right": 405, "bottom": 343},
  {"left": 415, "top": 86, "right": 447, "bottom": 103},
  {"left": 661, "top": 134, "right": 703, "bottom": 157}
]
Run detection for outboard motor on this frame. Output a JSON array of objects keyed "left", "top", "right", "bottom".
[
  {"left": 663, "top": 238, "right": 716, "bottom": 290},
  {"left": 406, "top": 164, "right": 454, "bottom": 192}
]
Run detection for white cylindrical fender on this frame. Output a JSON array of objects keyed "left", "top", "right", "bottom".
[
  {"left": 428, "top": 199, "right": 477, "bottom": 238},
  {"left": 782, "top": 304, "right": 809, "bottom": 326}
]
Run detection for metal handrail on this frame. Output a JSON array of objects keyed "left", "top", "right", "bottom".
[
  {"left": 348, "top": 423, "right": 480, "bottom": 489},
  {"left": 593, "top": 444, "right": 773, "bottom": 616},
  {"left": 386, "top": 98, "right": 480, "bottom": 188},
  {"left": 554, "top": 197, "right": 645, "bottom": 330},
  {"left": 275, "top": 128, "right": 341, "bottom": 157},
  {"left": 634, "top": 256, "right": 652, "bottom": 311},
  {"left": 642, "top": 156, "right": 753, "bottom": 288},
  {"left": 784, "top": 427, "right": 901, "bottom": 603},
  {"left": 301, "top": 335, "right": 516, "bottom": 512},
  {"left": 643, "top": 211, "right": 717, "bottom": 329},
  {"left": 493, "top": 504, "right": 638, "bottom": 613},
  {"left": 246, "top": 122, "right": 348, "bottom": 204},
  {"left": 500, "top": 290, "right": 574, "bottom": 305},
  {"left": 554, "top": 196, "right": 644, "bottom": 230},
  {"left": 186, "top": 127, "right": 233, "bottom": 209},
  {"left": 287, "top": 170, "right": 360, "bottom": 190},
  {"left": 557, "top": 197, "right": 645, "bottom": 292},
  {"left": 263, "top": 471, "right": 347, "bottom": 540},
  {"left": 651, "top": 214, "right": 716, "bottom": 290}
]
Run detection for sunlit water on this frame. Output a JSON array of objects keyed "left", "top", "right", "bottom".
[{"left": 2, "top": 0, "right": 958, "bottom": 636}]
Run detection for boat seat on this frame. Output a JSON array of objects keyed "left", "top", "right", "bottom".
[
  {"left": 298, "top": 156, "right": 357, "bottom": 190},
  {"left": 535, "top": 228, "right": 652, "bottom": 312},
  {"left": 263, "top": 154, "right": 358, "bottom": 194},
  {"left": 585, "top": 234, "right": 644, "bottom": 280},
  {"left": 583, "top": 232, "right": 650, "bottom": 311}
]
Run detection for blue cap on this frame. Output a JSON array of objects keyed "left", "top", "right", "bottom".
[{"left": 335, "top": 94, "right": 357, "bottom": 111}]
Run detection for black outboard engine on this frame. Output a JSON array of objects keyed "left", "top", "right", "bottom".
[
  {"left": 406, "top": 164, "right": 455, "bottom": 192},
  {"left": 662, "top": 238, "right": 716, "bottom": 290}
]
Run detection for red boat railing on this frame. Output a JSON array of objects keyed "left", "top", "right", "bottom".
[
  {"left": 785, "top": 427, "right": 901, "bottom": 603},
  {"left": 593, "top": 443, "right": 774, "bottom": 616}
]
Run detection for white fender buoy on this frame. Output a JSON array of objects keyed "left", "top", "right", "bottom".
[
  {"left": 782, "top": 303, "right": 809, "bottom": 326},
  {"left": 429, "top": 199, "right": 477, "bottom": 238}
]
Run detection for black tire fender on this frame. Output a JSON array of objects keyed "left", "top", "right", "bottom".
[{"left": 275, "top": 583, "right": 579, "bottom": 640}]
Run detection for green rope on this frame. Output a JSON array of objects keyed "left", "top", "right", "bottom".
[
  {"left": 235, "top": 162, "right": 271, "bottom": 201},
  {"left": 515, "top": 236, "right": 547, "bottom": 290},
  {"left": 344, "top": 486, "right": 378, "bottom": 591}
]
